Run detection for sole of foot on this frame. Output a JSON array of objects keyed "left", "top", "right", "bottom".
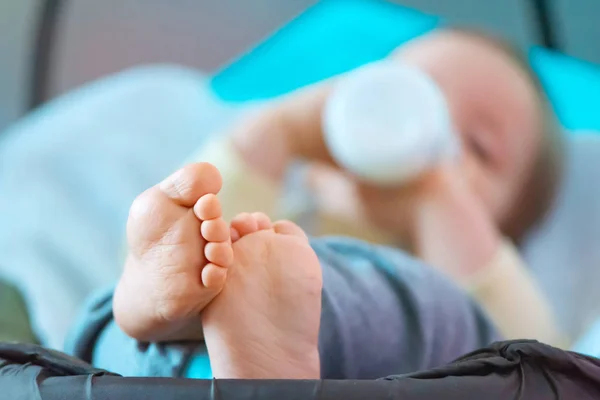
[{"left": 202, "top": 212, "right": 322, "bottom": 379}]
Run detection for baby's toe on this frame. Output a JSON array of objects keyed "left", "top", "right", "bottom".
[
  {"left": 273, "top": 220, "right": 308, "bottom": 240},
  {"left": 252, "top": 212, "right": 273, "bottom": 230},
  {"left": 201, "top": 218, "right": 230, "bottom": 242},
  {"left": 231, "top": 227, "right": 241, "bottom": 243},
  {"left": 202, "top": 263, "right": 228, "bottom": 289},
  {"left": 205, "top": 242, "right": 234, "bottom": 267},
  {"left": 160, "top": 163, "right": 222, "bottom": 207},
  {"left": 231, "top": 213, "right": 260, "bottom": 238},
  {"left": 194, "top": 193, "right": 222, "bottom": 221}
]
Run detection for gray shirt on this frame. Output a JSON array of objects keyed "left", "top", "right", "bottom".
[{"left": 65, "top": 237, "right": 499, "bottom": 379}]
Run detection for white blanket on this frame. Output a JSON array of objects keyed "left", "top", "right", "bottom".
[{"left": 0, "top": 65, "right": 243, "bottom": 348}]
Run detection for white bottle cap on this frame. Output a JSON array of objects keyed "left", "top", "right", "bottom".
[{"left": 323, "top": 60, "right": 460, "bottom": 185}]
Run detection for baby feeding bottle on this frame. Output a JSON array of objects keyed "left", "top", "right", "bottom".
[{"left": 323, "top": 60, "right": 460, "bottom": 185}]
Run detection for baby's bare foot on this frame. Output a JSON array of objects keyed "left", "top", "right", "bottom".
[
  {"left": 202, "top": 213, "right": 322, "bottom": 379},
  {"left": 114, "top": 163, "right": 233, "bottom": 342}
]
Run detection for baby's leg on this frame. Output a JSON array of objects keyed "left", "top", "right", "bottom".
[
  {"left": 114, "top": 163, "right": 233, "bottom": 342},
  {"left": 203, "top": 213, "right": 322, "bottom": 379}
]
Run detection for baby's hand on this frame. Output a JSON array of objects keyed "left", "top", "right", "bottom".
[
  {"left": 308, "top": 164, "right": 501, "bottom": 279},
  {"left": 409, "top": 168, "right": 501, "bottom": 281},
  {"left": 113, "top": 163, "right": 233, "bottom": 342}
]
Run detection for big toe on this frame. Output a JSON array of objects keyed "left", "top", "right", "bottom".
[
  {"left": 273, "top": 220, "right": 308, "bottom": 240},
  {"left": 159, "top": 163, "right": 222, "bottom": 207},
  {"left": 127, "top": 162, "right": 222, "bottom": 254}
]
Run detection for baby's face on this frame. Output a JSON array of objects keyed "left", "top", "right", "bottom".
[{"left": 393, "top": 31, "right": 545, "bottom": 229}]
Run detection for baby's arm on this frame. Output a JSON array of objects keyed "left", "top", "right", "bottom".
[
  {"left": 464, "top": 240, "right": 567, "bottom": 347},
  {"left": 410, "top": 168, "right": 565, "bottom": 348},
  {"left": 182, "top": 79, "right": 335, "bottom": 224}
]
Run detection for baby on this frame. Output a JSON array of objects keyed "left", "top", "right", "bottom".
[
  {"left": 114, "top": 162, "right": 322, "bottom": 378},
  {"left": 180, "top": 27, "right": 562, "bottom": 347},
  {"left": 108, "top": 162, "right": 498, "bottom": 379}
]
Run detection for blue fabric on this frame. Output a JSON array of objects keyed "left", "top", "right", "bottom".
[
  {"left": 572, "top": 319, "right": 600, "bottom": 358},
  {"left": 211, "top": 0, "right": 439, "bottom": 102},
  {"left": 530, "top": 47, "right": 600, "bottom": 131},
  {"left": 185, "top": 347, "right": 213, "bottom": 379}
]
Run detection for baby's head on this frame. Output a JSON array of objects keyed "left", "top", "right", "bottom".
[{"left": 392, "top": 28, "right": 564, "bottom": 241}]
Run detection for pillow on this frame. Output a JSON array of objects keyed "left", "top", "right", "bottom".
[{"left": 530, "top": 47, "right": 600, "bottom": 131}]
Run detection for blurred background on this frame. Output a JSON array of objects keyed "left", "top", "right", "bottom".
[
  {"left": 1, "top": 0, "right": 599, "bottom": 133},
  {"left": 2, "top": 0, "right": 600, "bottom": 354}
]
